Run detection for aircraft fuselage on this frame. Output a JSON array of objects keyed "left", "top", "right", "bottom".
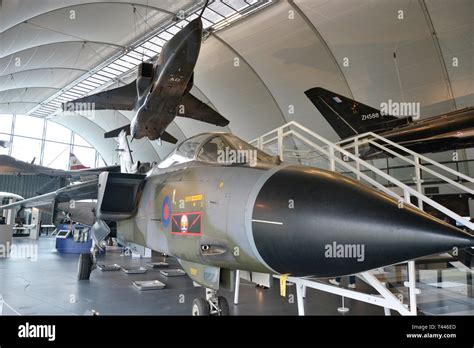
[
  {"left": 358, "top": 107, "right": 474, "bottom": 158},
  {"left": 131, "top": 18, "right": 203, "bottom": 140}
]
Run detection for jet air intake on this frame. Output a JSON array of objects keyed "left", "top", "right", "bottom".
[{"left": 136, "top": 62, "right": 154, "bottom": 96}]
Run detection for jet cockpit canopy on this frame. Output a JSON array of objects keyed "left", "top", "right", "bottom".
[{"left": 158, "top": 133, "right": 276, "bottom": 169}]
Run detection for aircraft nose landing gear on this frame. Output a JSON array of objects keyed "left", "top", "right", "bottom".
[
  {"left": 192, "top": 289, "right": 229, "bottom": 316},
  {"left": 77, "top": 245, "right": 99, "bottom": 280}
]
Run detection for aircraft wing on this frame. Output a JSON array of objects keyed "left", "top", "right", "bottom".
[
  {"left": 178, "top": 94, "right": 230, "bottom": 127},
  {"left": 0, "top": 155, "right": 57, "bottom": 175},
  {"left": 0, "top": 180, "right": 98, "bottom": 210},
  {"left": 0, "top": 155, "right": 119, "bottom": 179},
  {"left": 62, "top": 81, "right": 137, "bottom": 111}
]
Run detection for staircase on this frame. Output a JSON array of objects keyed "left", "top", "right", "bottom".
[{"left": 251, "top": 121, "right": 474, "bottom": 232}]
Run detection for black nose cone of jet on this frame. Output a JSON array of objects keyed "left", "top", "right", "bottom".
[{"left": 251, "top": 166, "right": 473, "bottom": 277}]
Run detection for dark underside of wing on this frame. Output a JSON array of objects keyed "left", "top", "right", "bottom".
[
  {"left": 62, "top": 81, "right": 137, "bottom": 111},
  {"left": 178, "top": 94, "right": 229, "bottom": 127}
]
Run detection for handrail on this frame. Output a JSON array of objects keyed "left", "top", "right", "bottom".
[
  {"left": 339, "top": 131, "right": 474, "bottom": 184},
  {"left": 251, "top": 121, "right": 474, "bottom": 231}
]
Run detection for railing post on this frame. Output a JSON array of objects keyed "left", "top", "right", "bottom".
[
  {"left": 406, "top": 260, "right": 418, "bottom": 315},
  {"left": 277, "top": 127, "right": 284, "bottom": 161},
  {"left": 259, "top": 136, "right": 264, "bottom": 151},
  {"left": 329, "top": 146, "right": 335, "bottom": 172},
  {"left": 354, "top": 137, "right": 360, "bottom": 181},
  {"left": 413, "top": 156, "right": 423, "bottom": 210}
]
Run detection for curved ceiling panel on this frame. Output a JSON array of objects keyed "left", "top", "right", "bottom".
[
  {"left": 192, "top": 34, "right": 285, "bottom": 141},
  {"left": 0, "top": 102, "right": 38, "bottom": 115},
  {"left": 297, "top": 0, "right": 456, "bottom": 119},
  {"left": 0, "top": 87, "right": 59, "bottom": 104},
  {"left": 0, "top": 2, "right": 172, "bottom": 58},
  {"left": 0, "top": 68, "right": 85, "bottom": 91},
  {"left": 0, "top": 0, "right": 189, "bottom": 32},
  {"left": 425, "top": 0, "right": 474, "bottom": 109},
  {"left": 218, "top": 1, "right": 352, "bottom": 142},
  {"left": 0, "top": 41, "right": 115, "bottom": 78}
]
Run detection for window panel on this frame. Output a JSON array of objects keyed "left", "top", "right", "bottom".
[
  {"left": 71, "top": 146, "right": 96, "bottom": 169},
  {"left": 0, "top": 114, "right": 13, "bottom": 134},
  {"left": 42, "top": 142, "right": 70, "bottom": 170},
  {"left": 73, "top": 134, "right": 92, "bottom": 147},
  {"left": 46, "top": 121, "right": 72, "bottom": 144},
  {"left": 0, "top": 134, "right": 10, "bottom": 155},
  {"left": 13, "top": 115, "right": 44, "bottom": 139},
  {"left": 10, "top": 136, "right": 42, "bottom": 163}
]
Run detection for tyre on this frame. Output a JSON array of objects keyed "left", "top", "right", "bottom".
[
  {"left": 192, "top": 298, "right": 210, "bottom": 316},
  {"left": 77, "top": 253, "right": 93, "bottom": 280},
  {"left": 217, "top": 296, "right": 230, "bottom": 316}
]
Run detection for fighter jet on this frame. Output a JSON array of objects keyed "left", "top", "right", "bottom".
[
  {"left": 63, "top": 1, "right": 229, "bottom": 144},
  {"left": 2, "top": 131, "right": 472, "bottom": 315},
  {"left": 305, "top": 87, "right": 474, "bottom": 158}
]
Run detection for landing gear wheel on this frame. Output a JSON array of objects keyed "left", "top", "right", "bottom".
[
  {"left": 216, "top": 296, "right": 229, "bottom": 316},
  {"left": 192, "top": 298, "right": 210, "bottom": 316},
  {"left": 77, "top": 253, "right": 93, "bottom": 280}
]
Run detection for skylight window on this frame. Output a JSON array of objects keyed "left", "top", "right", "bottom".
[{"left": 28, "top": 0, "right": 274, "bottom": 118}]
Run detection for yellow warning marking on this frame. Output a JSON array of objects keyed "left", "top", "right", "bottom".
[
  {"left": 190, "top": 268, "right": 198, "bottom": 276},
  {"left": 185, "top": 194, "right": 203, "bottom": 203},
  {"left": 280, "top": 274, "right": 289, "bottom": 297},
  {"left": 219, "top": 181, "right": 224, "bottom": 189}
]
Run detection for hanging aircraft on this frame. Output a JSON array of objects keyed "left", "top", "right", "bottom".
[
  {"left": 1, "top": 131, "right": 472, "bottom": 315},
  {"left": 305, "top": 87, "right": 474, "bottom": 158},
  {"left": 62, "top": 0, "right": 229, "bottom": 144}
]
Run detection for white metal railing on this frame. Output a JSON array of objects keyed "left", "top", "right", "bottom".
[
  {"left": 338, "top": 132, "right": 474, "bottom": 194},
  {"left": 251, "top": 121, "right": 474, "bottom": 231}
]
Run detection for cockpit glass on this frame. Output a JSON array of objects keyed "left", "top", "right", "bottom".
[
  {"left": 177, "top": 134, "right": 211, "bottom": 159},
  {"left": 198, "top": 134, "right": 275, "bottom": 166},
  {"left": 158, "top": 133, "right": 276, "bottom": 169},
  {"left": 158, "top": 134, "right": 211, "bottom": 168},
  {"left": 197, "top": 136, "right": 227, "bottom": 162},
  {"left": 222, "top": 134, "right": 275, "bottom": 164}
]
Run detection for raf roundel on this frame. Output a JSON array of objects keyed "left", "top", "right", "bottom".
[{"left": 162, "top": 195, "right": 171, "bottom": 228}]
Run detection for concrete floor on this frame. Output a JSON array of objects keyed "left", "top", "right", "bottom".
[{"left": 0, "top": 237, "right": 471, "bottom": 316}]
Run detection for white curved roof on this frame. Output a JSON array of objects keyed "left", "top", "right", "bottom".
[{"left": 0, "top": 0, "right": 472, "bottom": 164}]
